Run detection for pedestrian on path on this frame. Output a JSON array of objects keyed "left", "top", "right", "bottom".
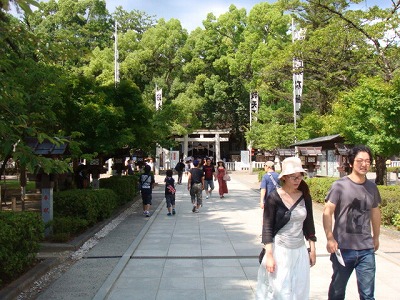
[
  {"left": 174, "top": 159, "right": 185, "bottom": 184},
  {"left": 256, "top": 157, "right": 317, "bottom": 300},
  {"left": 259, "top": 161, "right": 280, "bottom": 209},
  {"left": 216, "top": 160, "right": 228, "bottom": 198},
  {"left": 203, "top": 157, "right": 216, "bottom": 199},
  {"left": 139, "top": 164, "right": 155, "bottom": 217},
  {"left": 188, "top": 159, "right": 204, "bottom": 213},
  {"left": 185, "top": 160, "right": 191, "bottom": 177},
  {"left": 323, "top": 145, "right": 381, "bottom": 300},
  {"left": 164, "top": 169, "right": 176, "bottom": 216}
]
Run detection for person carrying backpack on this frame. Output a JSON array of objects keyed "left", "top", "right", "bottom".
[{"left": 164, "top": 169, "right": 176, "bottom": 216}]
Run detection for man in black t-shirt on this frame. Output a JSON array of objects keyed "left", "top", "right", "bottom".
[
  {"left": 174, "top": 159, "right": 185, "bottom": 184},
  {"left": 188, "top": 160, "right": 204, "bottom": 213}
]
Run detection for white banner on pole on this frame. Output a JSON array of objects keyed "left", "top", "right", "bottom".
[
  {"left": 293, "top": 59, "right": 303, "bottom": 118},
  {"left": 170, "top": 151, "right": 179, "bottom": 169},
  {"left": 155, "top": 88, "right": 162, "bottom": 110},
  {"left": 250, "top": 91, "right": 258, "bottom": 125},
  {"left": 292, "top": 20, "right": 305, "bottom": 122}
]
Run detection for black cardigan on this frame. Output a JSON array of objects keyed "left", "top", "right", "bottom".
[{"left": 261, "top": 189, "right": 317, "bottom": 245}]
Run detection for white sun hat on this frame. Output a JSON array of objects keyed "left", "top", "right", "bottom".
[{"left": 278, "top": 157, "right": 307, "bottom": 179}]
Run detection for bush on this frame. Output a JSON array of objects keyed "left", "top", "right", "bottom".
[
  {"left": 378, "top": 185, "right": 400, "bottom": 227},
  {"left": 54, "top": 189, "right": 118, "bottom": 226},
  {"left": 392, "top": 214, "right": 400, "bottom": 230},
  {"left": 305, "top": 177, "right": 338, "bottom": 204},
  {"left": 47, "top": 216, "right": 89, "bottom": 242},
  {"left": 99, "top": 175, "right": 139, "bottom": 205},
  {"left": 0, "top": 212, "right": 44, "bottom": 286}
]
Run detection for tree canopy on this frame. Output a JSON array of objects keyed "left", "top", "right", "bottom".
[{"left": 1, "top": 0, "right": 399, "bottom": 183}]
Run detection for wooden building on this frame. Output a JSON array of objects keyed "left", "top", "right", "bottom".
[{"left": 291, "top": 134, "right": 347, "bottom": 177}]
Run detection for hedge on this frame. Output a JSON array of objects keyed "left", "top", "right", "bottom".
[
  {"left": 54, "top": 189, "right": 118, "bottom": 226},
  {"left": 0, "top": 212, "right": 44, "bottom": 286},
  {"left": 99, "top": 175, "right": 139, "bottom": 205}
]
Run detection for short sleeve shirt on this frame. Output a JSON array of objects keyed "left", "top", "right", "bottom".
[
  {"left": 164, "top": 176, "right": 175, "bottom": 195},
  {"left": 260, "top": 172, "right": 280, "bottom": 195},
  {"left": 140, "top": 173, "right": 154, "bottom": 195},
  {"left": 203, "top": 165, "right": 215, "bottom": 180},
  {"left": 190, "top": 168, "right": 204, "bottom": 185},
  {"left": 325, "top": 176, "right": 381, "bottom": 250}
]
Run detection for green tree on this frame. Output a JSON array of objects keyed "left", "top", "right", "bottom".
[
  {"left": 0, "top": 13, "right": 71, "bottom": 175},
  {"left": 0, "top": 0, "right": 38, "bottom": 15},
  {"left": 26, "top": 0, "right": 113, "bottom": 69},
  {"left": 294, "top": 0, "right": 400, "bottom": 183},
  {"left": 326, "top": 77, "right": 400, "bottom": 184}
]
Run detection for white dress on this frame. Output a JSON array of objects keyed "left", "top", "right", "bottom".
[{"left": 256, "top": 200, "right": 310, "bottom": 300}]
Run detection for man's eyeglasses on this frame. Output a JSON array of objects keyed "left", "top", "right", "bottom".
[{"left": 354, "top": 159, "right": 371, "bottom": 165}]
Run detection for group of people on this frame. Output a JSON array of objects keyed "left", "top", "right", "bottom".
[
  {"left": 186, "top": 157, "right": 229, "bottom": 213},
  {"left": 257, "top": 145, "right": 381, "bottom": 300},
  {"left": 138, "top": 157, "right": 230, "bottom": 217},
  {"left": 137, "top": 145, "right": 381, "bottom": 299}
]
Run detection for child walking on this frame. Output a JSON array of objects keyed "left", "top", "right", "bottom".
[{"left": 164, "top": 169, "right": 176, "bottom": 216}]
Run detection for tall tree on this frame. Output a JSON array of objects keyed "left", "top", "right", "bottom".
[
  {"left": 293, "top": 0, "right": 400, "bottom": 183},
  {"left": 325, "top": 77, "right": 400, "bottom": 184},
  {"left": 26, "top": 0, "right": 113, "bottom": 68}
]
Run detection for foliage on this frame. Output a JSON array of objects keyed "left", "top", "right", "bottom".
[
  {"left": 377, "top": 185, "right": 400, "bottom": 228},
  {"left": 324, "top": 76, "right": 400, "bottom": 184},
  {"left": 304, "top": 177, "right": 338, "bottom": 203},
  {"left": 54, "top": 189, "right": 118, "bottom": 225},
  {"left": 1, "top": 0, "right": 400, "bottom": 181},
  {"left": 0, "top": 212, "right": 44, "bottom": 286},
  {"left": 47, "top": 216, "right": 89, "bottom": 242},
  {"left": 99, "top": 175, "right": 138, "bottom": 205},
  {"left": 326, "top": 77, "right": 400, "bottom": 157}
]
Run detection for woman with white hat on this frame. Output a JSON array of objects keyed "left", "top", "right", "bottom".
[{"left": 256, "top": 157, "right": 317, "bottom": 299}]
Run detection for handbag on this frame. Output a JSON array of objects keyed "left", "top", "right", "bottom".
[
  {"left": 223, "top": 174, "right": 231, "bottom": 181},
  {"left": 258, "top": 196, "right": 304, "bottom": 264}
]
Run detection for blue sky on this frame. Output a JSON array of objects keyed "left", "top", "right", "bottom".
[{"left": 105, "top": 0, "right": 393, "bottom": 32}]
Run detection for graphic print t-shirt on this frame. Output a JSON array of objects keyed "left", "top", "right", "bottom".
[
  {"left": 325, "top": 176, "right": 381, "bottom": 250},
  {"left": 203, "top": 165, "right": 215, "bottom": 180},
  {"left": 140, "top": 173, "right": 154, "bottom": 195}
]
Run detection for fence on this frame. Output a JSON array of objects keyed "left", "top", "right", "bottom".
[
  {"left": 390, "top": 161, "right": 400, "bottom": 167},
  {"left": 224, "top": 161, "right": 265, "bottom": 171}
]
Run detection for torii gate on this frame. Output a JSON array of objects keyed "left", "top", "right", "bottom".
[{"left": 174, "top": 129, "right": 230, "bottom": 162}]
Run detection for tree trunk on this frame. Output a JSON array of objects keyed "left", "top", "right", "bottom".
[{"left": 374, "top": 155, "right": 386, "bottom": 185}]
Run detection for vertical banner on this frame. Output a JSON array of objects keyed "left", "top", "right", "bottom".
[
  {"left": 155, "top": 86, "right": 163, "bottom": 174},
  {"left": 292, "top": 20, "right": 306, "bottom": 135},
  {"left": 155, "top": 88, "right": 163, "bottom": 110},
  {"left": 170, "top": 151, "right": 179, "bottom": 169},
  {"left": 293, "top": 59, "right": 303, "bottom": 119},
  {"left": 250, "top": 91, "right": 259, "bottom": 125},
  {"left": 114, "top": 21, "right": 119, "bottom": 87}
]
